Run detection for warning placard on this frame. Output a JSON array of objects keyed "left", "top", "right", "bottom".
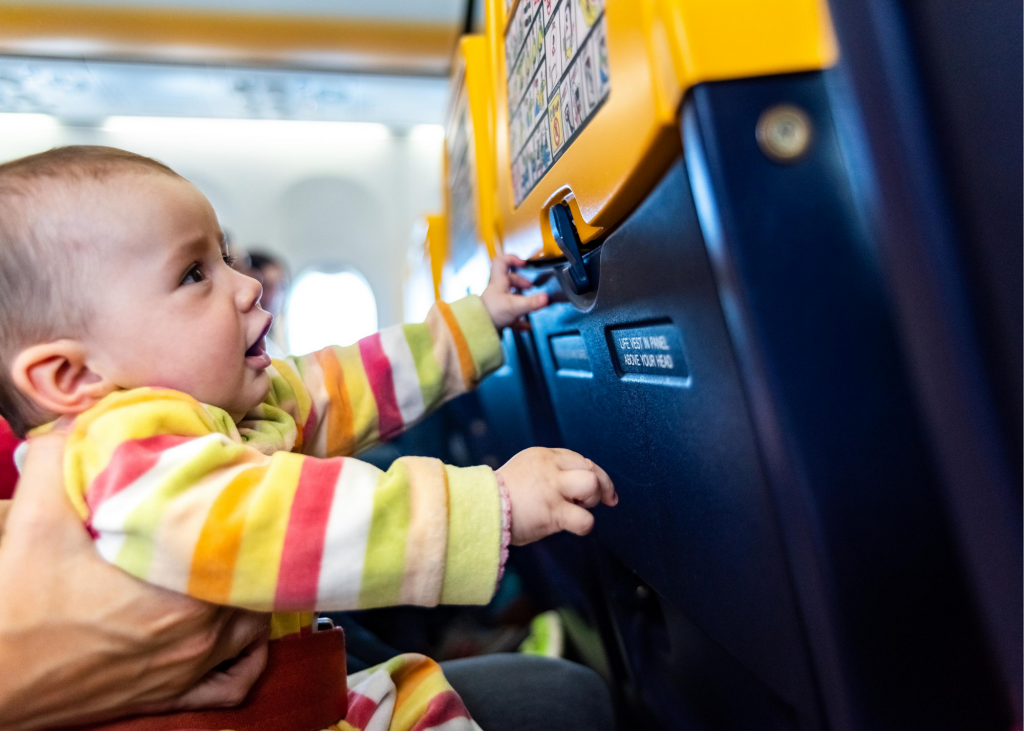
[
  {"left": 609, "top": 323, "right": 689, "bottom": 379},
  {"left": 505, "top": 0, "right": 610, "bottom": 206}
]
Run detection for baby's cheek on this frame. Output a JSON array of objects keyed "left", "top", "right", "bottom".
[{"left": 167, "top": 344, "right": 243, "bottom": 404}]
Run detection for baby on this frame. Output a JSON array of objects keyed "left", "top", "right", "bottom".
[{"left": 0, "top": 146, "right": 616, "bottom": 730}]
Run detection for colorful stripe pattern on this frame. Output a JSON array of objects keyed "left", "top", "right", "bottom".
[
  {"left": 337, "top": 653, "right": 482, "bottom": 731},
  {"left": 261, "top": 295, "right": 505, "bottom": 459},
  {"left": 59, "top": 296, "right": 506, "bottom": 623}
]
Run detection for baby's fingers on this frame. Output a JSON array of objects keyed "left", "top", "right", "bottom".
[
  {"left": 556, "top": 502, "right": 596, "bottom": 537},
  {"left": 490, "top": 254, "right": 525, "bottom": 283},
  {"left": 591, "top": 462, "right": 617, "bottom": 506},
  {"left": 552, "top": 450, "right": 617, "bottom": 507},
  {"left": 510, "top": 291, "right": 549, "bottom": 317},
  {"left": 552, "top": 448, "right": 592, "bottom": 471},
  {"left": 509, "top": 273, "right": 534, "bottom": 291},
  {"left": 559, "top": 470, "right": 602, "bottom": 508}
]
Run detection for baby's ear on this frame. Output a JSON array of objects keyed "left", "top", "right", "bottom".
[{"left": 10, "top": 340, "right": 114, "bottom": 417}]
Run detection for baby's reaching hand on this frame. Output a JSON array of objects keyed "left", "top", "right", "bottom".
[
  {"left": 497, "top": 447, "right": 617, "bottom": 546},
  {"left": 481, "top": 254, "right": 549, "bottom": 330}
]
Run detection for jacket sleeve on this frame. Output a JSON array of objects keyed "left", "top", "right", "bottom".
[
  {"left": 262, "top": 295, "right": 504, "bottom": 458},
  {"left": 62, "top": 388, "right": 504, "bottom": 613}
]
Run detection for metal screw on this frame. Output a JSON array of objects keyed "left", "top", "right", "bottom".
[{"left": 756, "top": 104, "right": 813, "bottom": 163}]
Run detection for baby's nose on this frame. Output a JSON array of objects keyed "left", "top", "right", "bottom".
[{"left": 237, "top": 271, "right": 264, "bottom": 311}]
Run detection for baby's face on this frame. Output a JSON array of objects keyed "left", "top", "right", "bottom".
[{"left": 79, "top": 173, "right": 273, "bottom": 419}]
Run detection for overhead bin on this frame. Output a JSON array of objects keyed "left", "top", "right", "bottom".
[{"left": 480, "top": 0, "right": 1012, "bottom": 729}]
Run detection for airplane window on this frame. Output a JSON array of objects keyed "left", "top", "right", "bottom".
[{"left": 286, "top": 268, "right": 378, "bottom": 355}]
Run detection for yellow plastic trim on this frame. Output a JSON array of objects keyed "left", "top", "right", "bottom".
[
  {"left": 500, "top": 0, "right": 518, "bottom": 32},
  {"left": 0, "top": 3, "right": 457, "bottom": 73},
  {"left": 657, "top": 0, "right": 837, "bottom": 88},
  {"left": 425, "top": 214, "right": 448, "bottom": 302},
  {"left": 447, "top": 36, "right": 501, "bottom": 260},
  {"left": 487, "top": 0, "right": 838, "bottom": 258}
]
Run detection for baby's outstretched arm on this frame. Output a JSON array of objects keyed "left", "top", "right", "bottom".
[
  {"left": 269, "top": 295, "right": 501, "bottom": 458},
  {"left": 63, "top": 392, "right": 616, "bottom": 618},
  {"left": 262, "top": 255, "right": 547, "bottom": 459},
  {"left": 63, "top": 389, "right": 505, "bottom": 614}
]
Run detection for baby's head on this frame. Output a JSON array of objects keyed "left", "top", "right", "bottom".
[{"left": 0, "top": 146, "right": 274, "bottom": 437}]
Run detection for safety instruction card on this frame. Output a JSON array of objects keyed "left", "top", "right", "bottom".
[{"left": 506, "top": 0, "right": 610, "bottom": 206}]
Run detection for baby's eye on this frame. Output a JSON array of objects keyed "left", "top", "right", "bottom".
[
  {"left": 181, "top": 263, "right": 206, "bottom": 285},
  {"left": 223, "top": 254, "right": 237, "bottom": 267}
]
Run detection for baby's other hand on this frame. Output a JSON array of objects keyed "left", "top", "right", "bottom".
[
  {"left": 497, "top": 447, "right": 617, "bottom": 546},
  {"left": 481, "top": 254, "right": 549, "bottom": 331}
]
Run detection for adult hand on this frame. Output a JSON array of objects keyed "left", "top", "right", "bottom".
[{"left": 0, "top": 433, "right": 270, "bottom": 730}]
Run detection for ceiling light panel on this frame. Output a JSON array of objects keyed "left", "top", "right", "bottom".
[{"left": 0, "top": 56, "right": 447, "bottom": 126}]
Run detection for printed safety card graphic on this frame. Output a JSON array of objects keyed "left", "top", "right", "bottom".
[{"left": 505, "top": 0, "right": 609, "bottom": 207}]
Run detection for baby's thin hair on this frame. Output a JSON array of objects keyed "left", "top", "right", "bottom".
[{"left": 0, "top": 146, "right": 182, "bottom": 436}]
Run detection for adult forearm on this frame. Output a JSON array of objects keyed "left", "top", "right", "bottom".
[
  {"left": 0, "top": 617, "right": 148, "bottom": 729},
  {"left": 0, "top": 602, "right": 268, "bottom": 730},
  {"left": 0, "top": 434, "right": 269, "bottom": 729}
]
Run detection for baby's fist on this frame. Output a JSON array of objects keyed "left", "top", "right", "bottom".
[
  {"left": 497, "top": 447, "right": 617, "bottom": 546},
  {"left": 481, "top": 254, "right": 549, "bottom": 330}
]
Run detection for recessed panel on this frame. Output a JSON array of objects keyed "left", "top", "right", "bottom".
[{"left": 550, "top": 332, "right": 592, "bottom": 375}]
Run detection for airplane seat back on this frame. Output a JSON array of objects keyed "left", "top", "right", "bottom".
[
  {"left": 473, "top": 0, "right": 1017, "bottom": 728},
  {"left": 405, "top": 1, "right": 1018, "bottom": 726}
]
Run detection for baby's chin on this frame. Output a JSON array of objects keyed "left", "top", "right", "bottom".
[
  {"left": 247, "top": 370, "right": 273, "bottom": 409},
  {"left": 222, "top": 370, "right": 273, "bottom": 422}
]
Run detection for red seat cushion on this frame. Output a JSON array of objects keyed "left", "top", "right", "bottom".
[
  {"left": 0, "top": 418, "right": 19, "bottom": 500},
  {"left": 62, "top": 628, "right": 347, "bottom": 731}
]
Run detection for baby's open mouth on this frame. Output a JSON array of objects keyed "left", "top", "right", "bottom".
[
  {"left": 245, "top": 340, "right": 265, "bottom": 358},
  {"left": 246, "top": 319, "right": 273, "bottom": 359}
]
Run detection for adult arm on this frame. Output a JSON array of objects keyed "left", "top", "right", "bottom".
[{"left": 0, "top": 433, "right": 271, "bottom": 730}]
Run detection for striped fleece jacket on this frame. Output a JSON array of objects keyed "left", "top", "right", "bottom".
[{"left": 46, "top": 295, "right": 507, "bottom": 731}]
